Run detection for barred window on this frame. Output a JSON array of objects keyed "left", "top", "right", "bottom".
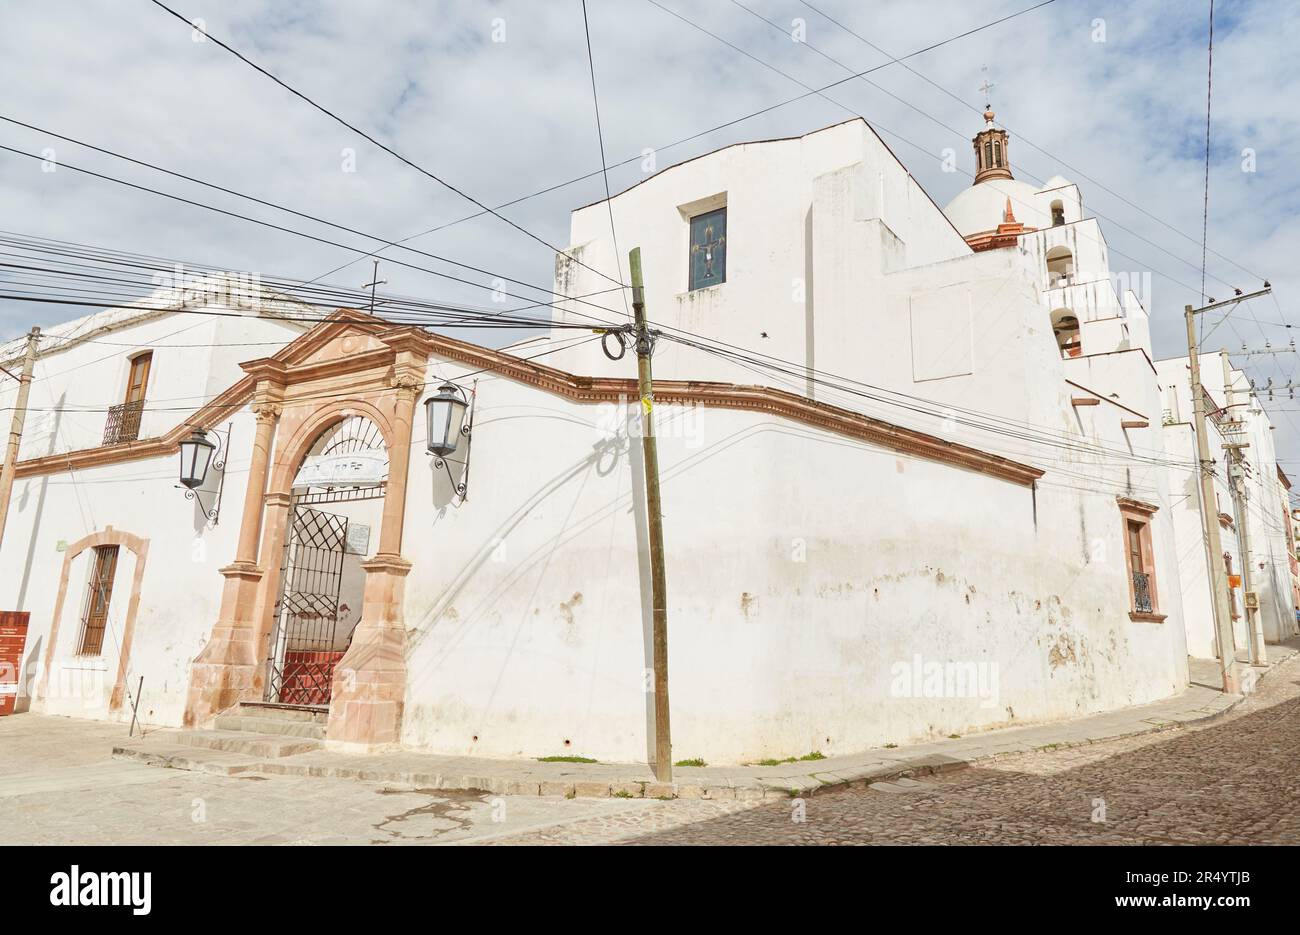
[{"left": 78, "top": 545, "right": 120, "bottom": 656}]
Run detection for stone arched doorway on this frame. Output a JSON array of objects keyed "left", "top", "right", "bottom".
[
  {"left": 263, "top": 415, "right": 389, "bottom": 706},
  {"left": 184, "top": 319, "right": 427, "bottom": 752}
]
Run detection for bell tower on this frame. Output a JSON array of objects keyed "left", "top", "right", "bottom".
[{"left": 972, "top": 107, "right": 1012, "bottom": 184}]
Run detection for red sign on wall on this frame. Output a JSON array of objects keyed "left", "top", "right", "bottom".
[{"left": 0, "top": 611, "right": 31, "bottom": 717}]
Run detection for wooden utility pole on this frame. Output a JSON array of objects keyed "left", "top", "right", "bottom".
[
  {"left": 1187, "top": 305, "right": 1239, "bottom": 692},
  {"left": 0, "top": 326, "right": 40, "bottom": 553},
  {"left": 628, "top": 247, "right": 671, "bottom": 782},
  {"left": 1186, "top": 289, "right": 1270, "bottom": 692}
]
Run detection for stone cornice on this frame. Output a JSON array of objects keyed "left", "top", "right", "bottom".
[
  {"left": 10, "top": 309, "right": 1044, "bottom": 488},
  {"left": 407, "top": 329, "right": 1042, "bottom": 486},
  {"left": 1117, "top": 496, "right": 1160, "bottom": 516}
]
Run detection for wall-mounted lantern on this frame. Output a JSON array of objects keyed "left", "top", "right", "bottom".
[
  {"left": 178, "top": 429, "right": 216, "bottom": 489},
  {"left": 424, "top": 382, "right": 474, "bottom": 500},
  {"left": 425, "top": 383, "right": 469, "bottom": 456},
  {"left": 176, "top": 423, "right": 230, "bottom": 524}
]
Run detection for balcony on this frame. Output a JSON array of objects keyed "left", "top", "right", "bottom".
[
  {"left": 1132, "top": 571, "right": 1154, "bottom": 614},
  {"left": 103, "top": 400, "right": 145, "bottom": 446}
]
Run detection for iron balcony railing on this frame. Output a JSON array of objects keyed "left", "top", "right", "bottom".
[
  {"left": 103, "top": 399, "right": 145, "bottom": 446},
  {"left": 1132, "top": 571, "right": 1154, "bottom": 614}
]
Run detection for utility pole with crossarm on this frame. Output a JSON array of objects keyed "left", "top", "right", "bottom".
[{"left": 1185, "top": 286, "right": 1271, "bottom": 692}]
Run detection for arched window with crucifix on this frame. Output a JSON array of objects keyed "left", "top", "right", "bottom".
[{"left": 689, "top": 207, "right": 727, "bottom": 290}]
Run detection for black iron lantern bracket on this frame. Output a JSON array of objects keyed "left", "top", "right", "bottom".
[
  {"left": 432, "top": 382, "right": 476, "bottom": 502},
  {"left": 176, "top": 422, "right": 231, "bottom": 525}
]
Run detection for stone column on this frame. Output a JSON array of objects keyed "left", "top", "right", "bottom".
[
  {"left": 326, "top": 369, "right": 420, "bottom": 751},
  {"left": 184, "top": 391, "right": 282, "bottom": 727}
]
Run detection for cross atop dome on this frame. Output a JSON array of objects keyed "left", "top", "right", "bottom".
[{"left": 978, "top": 67, "right": 996, "bottom": 124}]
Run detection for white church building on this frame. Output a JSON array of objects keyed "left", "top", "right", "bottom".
[{"left": 0, "top": 112, "right": 1291, "bottom": 766}]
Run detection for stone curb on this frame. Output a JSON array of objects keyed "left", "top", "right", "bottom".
[{"left": 112, "top": 656, "right": 1292, "bottom": 801}]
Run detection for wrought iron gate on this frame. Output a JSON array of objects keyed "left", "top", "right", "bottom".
[{"left": 264, "top": 506, "right": 349, "bottom": 705}]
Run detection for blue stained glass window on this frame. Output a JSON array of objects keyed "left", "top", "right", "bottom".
[{"left": 689, "top": 207, "right": 726, "bottom": 290}]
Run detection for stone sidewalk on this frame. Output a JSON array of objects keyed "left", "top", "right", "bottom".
[{"left": 112, "top": 644, "right": 1297, "bottom": 802}]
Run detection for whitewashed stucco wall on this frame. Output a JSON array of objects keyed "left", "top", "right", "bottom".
[
  {"left": 549, "top": 119, "right": 971, "bottom": 389},
  {"left": 0, "top": 426, "right": 257, "bottom": 725},
  {"left": 396, "top": 350, "right": 1187, "bottom": 764}
]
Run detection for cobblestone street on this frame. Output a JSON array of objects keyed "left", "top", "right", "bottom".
[
  {"left": 497, "top": 653, "right": 1300, "bottom": 845},
  {"left": 1, "top": 652, "right": 1296, "bottom": 845}
]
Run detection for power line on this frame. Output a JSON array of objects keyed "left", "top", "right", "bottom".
[
  {"left": 0, "top": 116, "right": 628, "bottom": 324},
  {"left": 0, "top": 144, "right": 634, "bottom": 333},
  {"left": 0, "top": 259, "right": 580, "bottom": 332},
  {"left": 665, "top": 331, "right": 1197, "bottom": 470},
  {"left": 579, "top": 0, "right": 631, "bottom": 318},
  {"left": 1200, "top": 0, "right": 1216, "bottom": 305},
  {"left": 147, "top": 0, "right": 626, "bottom": 293},
  {"left": 0, "top": 238, "right": 608, "bottom": 331}
]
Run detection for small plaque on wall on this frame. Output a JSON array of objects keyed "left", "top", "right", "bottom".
[{"left": 345, "top": 524, "right": 371, "bottom": 556}]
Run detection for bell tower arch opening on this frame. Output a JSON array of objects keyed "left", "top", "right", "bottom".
[
  {"left": 1046, "top": 246, "right": 1075, "bottom": 286},
  {"left": 1051, "top": 308, "right": 1081, "bottom": 358}
]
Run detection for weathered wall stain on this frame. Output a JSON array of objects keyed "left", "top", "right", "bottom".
[
  {"left": 558, "top": 592, "right": 584, "bottom": 628},
  {"left": 1047, "top": 633, "right": 1078, "bottom": 669}
]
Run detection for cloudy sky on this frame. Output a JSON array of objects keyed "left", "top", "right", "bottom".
[{"left": 2, "top": 0, "right": 1297, "bottom": 466}]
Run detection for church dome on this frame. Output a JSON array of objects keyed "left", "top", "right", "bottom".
[{"left": 944, "top": 176, "right": 1047, "bottom": 237}]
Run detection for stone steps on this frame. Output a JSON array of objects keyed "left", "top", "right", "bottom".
[
  {"left": 213, "top": 714, "right": 325, "bottom": 739},
  {"left": 209, "top": 701, "right": 328, "bottom": 741},
  {"left": 110, "top": 701, "right": 328, "bottom": 774},
  {"left": 171, "top": 729, "right": 322, "bottom": 759},
  {"left": 236, "top": 702, "right": 328, "bottom": 724}
]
